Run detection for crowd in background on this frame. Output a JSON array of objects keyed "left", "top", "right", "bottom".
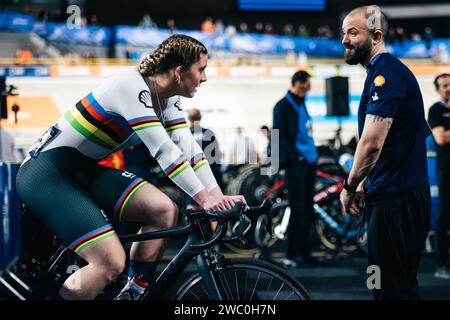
[{"left": 30, "top": 5, "right": 444, "bottom": 43}]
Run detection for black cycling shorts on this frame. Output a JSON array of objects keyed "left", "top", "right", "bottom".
[{"left": 16, "top": 147, "right": 148, "bottom": 253}]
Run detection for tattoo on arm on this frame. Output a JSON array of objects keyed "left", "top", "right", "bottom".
[{"left": 368, "top": 114, "right": 393, "bottom": 131}]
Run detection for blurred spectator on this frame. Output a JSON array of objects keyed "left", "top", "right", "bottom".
[
  {"left": 386, "top": 27, "right": 396, "bottom": 44},
  {"left": 0, "top": 129, "right": 18, "bottom": 163},
  {"left": 298, "top": 25, "right": 309, "bottom": 38},
  {"left": 432, "top": 43, "right": 449, "bottom": 64},
  {"left": 14, "top": 48, "right": 33, "bottom": 64},
  {"left": 411, "top": 33, "right": 422, "bottom": 41},
  {"left": 338, "top": 136, "right": 357, "bottom": 173},
  {"left": 239, "top": 22, "right": 249, "bottom": 33},
  {"left": 187, "top": 108, "right": 224, "bottom": 189},
  {"left": 285, "top": 50, "right": 297, "bottom": 66},
  {"left": 35, "top": 47, "right": 45, "bottom": 59},
  {"left": 229, "top": 127, "right": 257, "bottom": 165},
  {"left": 125, "top": 45, "right": 141, "bottom": 60},
  {"left": 264, "top": 23, "right": 275, "bottom": 35},
  {"left": 215, "top": 18, "right": 225, "bottom": 34},
  {"left": 427, "top": 73, "right": 450, "bottom": 279},
  {"left": 139, "top": 14, "right": 157, "bottom": 29},
  {"left": 317, "top": 25, "right": 333, "bottom": 39},
  {"left": 283, "top": 24, "right": 294, "bottom": 36},
  {"left": 37, "top": 9, "right": 48, "bottom": 23},
  {"left": 256, "top": 125, "right": 271, "bottom": 164},
  {"left": 316, "top": 26, "right": 325, "bottom": 38},
  {"left": 64, "top": 51, "right": 81, "bottom": 63},
  {"left": 82, "top": 51, "right": 98, "bottom": 60},
  {"left": 297, "top": 51, "right": 308, "bottom": 67},
  {"left": 324, "top": 25, "right": 334, "bottom": 39},
  {"left": 201, "top": 17, "right": 215, "bottom": 33},
  {"left": 255, "top": 22, "right": 264, "bottom": 34},
  {"left": 125, "top": 46, "right": 132, "bottom": 59},
  {"left": 272, "top": 70, "right": 318, "bottom": 267},
  {"left": 90, "top": 15, "right": 99, "bottom": 26},
  {"left": 167, "top": 18, "right": 177, "bottom": 33},
  {"left": 395, "top": 26, "right": 406, "bottom": 45},
  {"left": 424, "top": 26, "right": 434, "bottom": 50},
  {"left": 225, "top": 24, "right": 237, "bottom": 37},
  {"left": 79, "top": 15, "right": 87, "bottom": 27}
]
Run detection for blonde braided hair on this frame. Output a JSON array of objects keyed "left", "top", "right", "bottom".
[{"left": 138, "top": 34, "right": 208, "bottom": 77}]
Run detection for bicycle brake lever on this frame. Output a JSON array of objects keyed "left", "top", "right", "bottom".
[{"left": 232, "top": 214, "right": 252, "bottom": 241}]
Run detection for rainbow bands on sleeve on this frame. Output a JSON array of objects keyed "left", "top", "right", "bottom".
[
  {"left": 164, "top": 154, "right": 190, "bottom": 179},
  {"left": 64, "top": 93, "right": 133, "bottom": 150},
  {"left": 164, "top": 118, "right": 189, "bottom": 132},
  {"left": 190, "top": 152, "right": 209, "bottom": 172},
  {"left": 129, "top": 116, "right": 163, "bottom": 131}
]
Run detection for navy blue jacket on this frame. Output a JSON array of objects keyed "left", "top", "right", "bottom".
[{"left": 272, "top": 92, "right": 303, "bottom": 168}]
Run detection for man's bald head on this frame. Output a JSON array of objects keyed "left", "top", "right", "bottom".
[
  {"left": 342, "top": 5, "right": 389, "bottom": 66},
  {"left": 346, "top": 5, "right": 388, "bottom": 41}
]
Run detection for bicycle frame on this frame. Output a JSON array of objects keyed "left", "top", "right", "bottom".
[
  {"left": 13, "top": 201, "right": 283, "bottom": 301},
  {"left": 120, "top": 222, "right": 226, "bottom": 300}
]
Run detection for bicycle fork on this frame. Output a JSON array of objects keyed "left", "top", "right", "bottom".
[{"left": 196, "top": 251, "right": 233, "bottom": 300}]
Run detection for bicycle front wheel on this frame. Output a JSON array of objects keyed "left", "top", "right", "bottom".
[{"left": 174, "top": 259, "right": 310, "bottom": 300}]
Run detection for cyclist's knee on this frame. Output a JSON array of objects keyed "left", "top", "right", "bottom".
[
  {"left": 168, "top": 201, "right": 179, "bottom": 226},
  {"left": 84, "top": 246, "right": 126, "bottom": 281},
  {"left": 98, "top": 250, "right": 126, "bottom": 281},
  {"left": 108, "top": 251, "right": 125, "bottom": 280},
  {"left": 144, "top": 198, "right": 178, "bottom": 229},
  {"left": 161, "top": 200, "right": 178, "bottom": 228}
]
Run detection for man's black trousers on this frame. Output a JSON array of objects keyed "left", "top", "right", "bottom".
[
  {"left": 285, "top": 160, "right": 316, "bottom": 259},
  {"left": 367, "top": 183, "right": 430, "bottom": 299},
  {"left": 436, "top": 156, "right": 450, "bottom": 267}
]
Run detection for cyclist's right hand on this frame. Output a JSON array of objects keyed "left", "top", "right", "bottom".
[{"left": 202, "top": 195, "right": 246, "bottom": 211}]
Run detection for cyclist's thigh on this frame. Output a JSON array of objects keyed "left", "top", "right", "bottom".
[
  {"left": 120, "top": 182, "right": 177, "bottom": 223},
  {"left": 87, "top": 167, "right": 175, "bottom": 224},
  {"left": 16, "top": 151, "right": 117, "bottom": 254}
]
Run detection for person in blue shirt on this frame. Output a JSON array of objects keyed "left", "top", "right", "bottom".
[
  {"left": 427, "top": 73, "right": 450, "bottom": 279},
  {"left": 273, "top": 70, "right": 320, "bottom": 267},
  {"left": 340, "top": 5, "right": 431, "bottom": 299}
]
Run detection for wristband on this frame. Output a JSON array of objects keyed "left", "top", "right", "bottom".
[{"left": 343, "top": 179, "right": 357, "bottom": 193}]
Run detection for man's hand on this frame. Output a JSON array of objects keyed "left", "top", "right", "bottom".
[
  {"left": 340, "top": 189, "right": 355, "bottom": 216},
  {"left": 349, "top": 190, "right": 365, "bottom": 216},
  {"left": 340, "top": 188, "right": 365, "bottom": 216}
]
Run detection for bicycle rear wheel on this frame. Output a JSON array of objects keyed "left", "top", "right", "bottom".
[{"left": 174, "top": 259, "right": 310, "bottom": 300}]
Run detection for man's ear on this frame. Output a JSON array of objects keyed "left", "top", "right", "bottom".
[{"left": 372, "top": 30, "right": 383, "bottom": 45}]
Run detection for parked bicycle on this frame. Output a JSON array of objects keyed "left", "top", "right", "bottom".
[
  {"left": 224, "top": 162, "right": 367, "bottom": 258},
  {"left": 5, "top": 201, "right": 310, "bottom": 300}
]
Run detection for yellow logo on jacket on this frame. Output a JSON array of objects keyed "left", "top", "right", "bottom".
[{"left": 374, "top": 75, "right": 385, "bottom": 87}]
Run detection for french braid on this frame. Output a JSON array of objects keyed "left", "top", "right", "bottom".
[{"left": 138, "top": 34, "right": 207, "bottom": 76}]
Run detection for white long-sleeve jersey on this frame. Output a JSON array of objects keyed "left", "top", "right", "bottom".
[{"left": 28, "top": 67, "right": 218, "bottom": 197}]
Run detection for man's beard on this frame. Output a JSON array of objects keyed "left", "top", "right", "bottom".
[{"left": 344, "top": 39, "right": 372, "bottom": 65}]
